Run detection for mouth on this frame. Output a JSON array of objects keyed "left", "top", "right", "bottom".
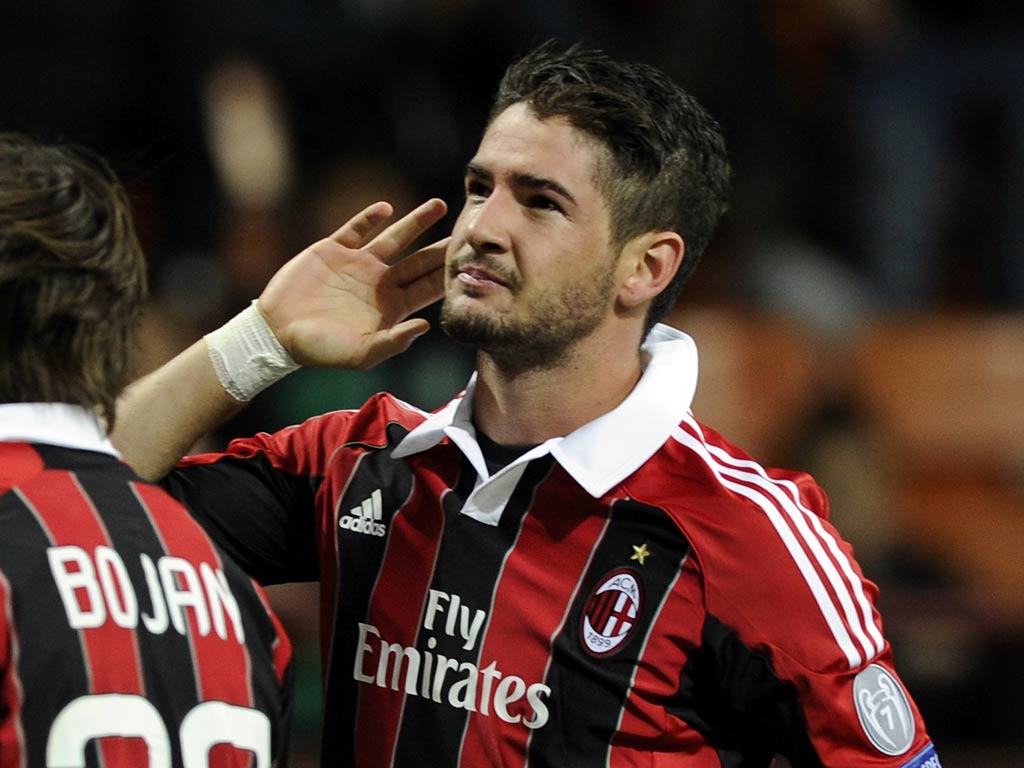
[
  {"left": 457, "top": 266, "right": 507, "bottom": 290},
  {"left": 449, "top": 257, "right": 515, "bottom": 292}
]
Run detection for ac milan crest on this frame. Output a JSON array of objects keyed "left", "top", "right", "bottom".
[{"left": 581, "top": 569, "right": 643, "bottom": 656}]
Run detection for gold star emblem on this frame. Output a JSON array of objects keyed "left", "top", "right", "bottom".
[{"left": 630, "top": 543, "right": 651, "bottom": 566}]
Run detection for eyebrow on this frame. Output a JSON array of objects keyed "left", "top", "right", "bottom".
[{"left": 465, "top": 162, "right": 578, "bottom": 206}]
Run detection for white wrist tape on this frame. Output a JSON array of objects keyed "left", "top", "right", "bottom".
[{"left": 204, "top": 300, "right": 299, "bottom": 401}]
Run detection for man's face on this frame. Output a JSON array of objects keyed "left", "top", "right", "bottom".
[{"left": 441, "top": 103, "right": 621, "bottom": 370}]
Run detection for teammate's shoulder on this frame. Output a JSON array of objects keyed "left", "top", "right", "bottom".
[
  {"left": 0, "top": 442, "right": 47, "bottom": 497},
  {"left": 0, "top": 442, "right": 131, "bottom": 497}
]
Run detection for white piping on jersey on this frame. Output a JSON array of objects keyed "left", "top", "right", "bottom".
[
  {"left": 673, "top": 417, "right": 884, "bottom": 670},
  {"left": 604, "top": 511, "right": 688, "bottom": 768},
  {"left": 693, "top": 429, "right": 886, "bottom": 660},
  {"left": 14, "top": 488, "right": 96, "bottom": 692},
  {"left": 131, "top": 483, "right": 204, "bottom": 700},
  {"left": 460, "top": 468, "right": 551, "bottom": 767},
  {"left": 523, "top": 511, "right": 614, "bottom": 768},
  {"left": 389, "top": 485, "right": 447, "bottom": 768},
  {"left": 325, "top": 449, "right": 371, "bottom": 699}
]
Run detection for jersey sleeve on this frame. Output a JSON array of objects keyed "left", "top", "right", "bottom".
[
  {"left": 666, "top": 418, "right": 939, "bottom": 766},
  {"left": 777, "top": 645, "right": 938, "bottom": 767},
  {"left": 162, "top": 410, "right": 349, "bottom": 585},
  {"left": 692, "top": 467, "right": 938, "bottom": 766}
]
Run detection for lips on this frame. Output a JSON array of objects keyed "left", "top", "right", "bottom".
[
  {"left": 449, "top": 256, "right": 516, "bottom": 291},
  {"left": 457, "top": 265, "right": 507, "bottom": 289}
]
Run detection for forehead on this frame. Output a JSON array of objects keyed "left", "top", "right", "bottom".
[{"left": 471, "top": 103, "right": 607, "bottom": 192}]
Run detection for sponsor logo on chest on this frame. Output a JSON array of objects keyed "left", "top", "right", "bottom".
[{"left": 353, "top": 588, "right": 552, "bottom": 729}]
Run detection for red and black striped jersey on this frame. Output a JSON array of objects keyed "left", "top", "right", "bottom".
[
  {"left": 165, "top": 325, "right": 940, "bottom": 768},
  {"left": 0, "top": 404, "right": 293, "bottom": 768}
]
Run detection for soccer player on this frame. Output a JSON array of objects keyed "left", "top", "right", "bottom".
[
  {"left": 113, "top": 45, "right": 941, "bottom": 767},
  {"left": 0, "top": 133, "right": 293, "bottom": 767}
]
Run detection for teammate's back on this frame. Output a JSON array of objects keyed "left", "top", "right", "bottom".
[
  {"left": 0, "top": 132, "right": 293, "bottom": 767},
  {"left": 0, "top": 429, "right": 293, "bottom": 767}
]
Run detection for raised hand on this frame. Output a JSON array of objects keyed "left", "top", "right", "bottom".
[{"left": 257, "top": 198, "right": 449, "bottom": 370}]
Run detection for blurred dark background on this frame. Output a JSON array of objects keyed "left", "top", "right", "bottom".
[{"left": 4, "top": 1, "right": 1022, "bottom": 765}]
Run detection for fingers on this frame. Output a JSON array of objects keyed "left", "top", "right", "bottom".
[
  {"left": 356, "top": 319, "right": 432, "bottom": 370},
  {"left": 388, "top": 318, "right": 432, "bottom": 347},
  {"left": 401, "top": 261, "right": 446, "bottom": 317},
  {"left": 327, "top": 198, "right": 447, "bottom": 264},
  {"left": 365, "top": 198, "right": 448, "bottom": 263},
  {"left": 381, "top": 237, "right": 448, "bottom": 320},
  {"left": 328, "top": 201, "right": 394, "bottom": 248},
  {"left": 390, "top": 237, "right": 450, "bottom": 287}
]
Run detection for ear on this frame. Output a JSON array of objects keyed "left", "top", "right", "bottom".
[{"left": 615, "top": 230, "right": 685, "bottom": 311}]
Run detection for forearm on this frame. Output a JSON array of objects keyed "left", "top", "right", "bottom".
[
  {"left": 112, "top": 199, "right": 446, "bottom": 481},
  {"left": 112, "top": 339, "right": 243, "bottom": 480}
]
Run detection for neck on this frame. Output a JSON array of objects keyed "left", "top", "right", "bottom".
[{"left": 471, "top": 325, "right": 644, "bottom": 445}]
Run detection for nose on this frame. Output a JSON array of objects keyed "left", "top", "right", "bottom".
[{"left": 463, "top": 189, "right": 513, "bottom": 255}]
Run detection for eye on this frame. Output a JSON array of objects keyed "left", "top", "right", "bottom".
[
  {"left": 465, "top": 178, "right": 491, "bottom": 199},
  {"left": 528, "top": 195, "right": 563, "bottom": 213}
]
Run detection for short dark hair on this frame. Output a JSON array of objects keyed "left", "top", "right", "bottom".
[
  {"left": 0, "top": 133, "right": 147, "bottom": 428},
  {"left": 490, "top": 42, "right": 731, "bottom": 332}
]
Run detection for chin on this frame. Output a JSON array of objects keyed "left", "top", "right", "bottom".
[{"left": 440, "top": 303, "right": 504, "bottom": 345}]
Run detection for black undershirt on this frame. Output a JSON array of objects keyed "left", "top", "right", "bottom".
[{"left": 474, "top": 429, "right": 539, "bottom": 475}]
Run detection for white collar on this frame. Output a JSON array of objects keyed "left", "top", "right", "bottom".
[
  {"left": 0, "top": 402, "right": 120, "bottom": 457},
  {"left": 393, "top": 323, "right": 698, "bottom": 498}
]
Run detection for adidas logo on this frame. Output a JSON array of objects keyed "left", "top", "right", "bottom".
[{"left": 340, "top": 488, "right": 387, "bottom": 537}]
